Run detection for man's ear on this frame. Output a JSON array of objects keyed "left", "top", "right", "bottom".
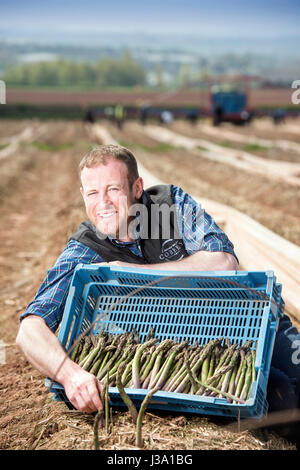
[
  {"left": 80, "top": 186, "right": 84, "bottom": 198},
  {"left": 133, "top": 177, "right": 144, "bottom": 200}
]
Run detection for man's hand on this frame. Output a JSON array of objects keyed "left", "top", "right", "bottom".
[
  {"left": 61, "top": 366, "right": 104, "bottom": 413},
  {"left": 16, "top": 316, "right": 105, "bottom": 414}
]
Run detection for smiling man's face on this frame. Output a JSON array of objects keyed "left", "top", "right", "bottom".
[{"left": 80, "top": 159, "right": 143, "bottom": 241}]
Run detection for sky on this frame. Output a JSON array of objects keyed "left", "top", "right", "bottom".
[{"left": 0, "top": 0, "right": 300, "bottom": 42}]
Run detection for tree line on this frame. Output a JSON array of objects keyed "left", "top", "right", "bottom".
[{"left": 3, "top": 53, "right": 147, "bottom": 88}]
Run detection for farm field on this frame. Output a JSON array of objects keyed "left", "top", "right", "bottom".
[
  {"left": 171, "top": 118, "right": 300, "bottom": 162},
  {"left": 0, "top": 117, "right": 299, "bottom": 451},
  {"left": 5, "top": 87, "right": 296, "bottom": 108}
]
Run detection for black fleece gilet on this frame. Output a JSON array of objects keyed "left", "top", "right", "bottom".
[{"left": 70, "top": 184, "right": 188, "bottom": 264}]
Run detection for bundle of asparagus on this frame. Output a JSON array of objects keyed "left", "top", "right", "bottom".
[{"left": 70, "top": 328, "right": 256, "bottom": 404}]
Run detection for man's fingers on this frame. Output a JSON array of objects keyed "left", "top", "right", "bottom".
[
  {"left": 68, "top": 395, "right": 83, "bottom": 413},
  {"left": 65, "top": 373, "right": 106, "bottom": 413},
  {"left": 87, "top": 380, "right": 103, "bottom": 411},
  {"left": 68, "top": 389, "right": 97, "bottom": 413},
  {"left": 77, "top": 380, "right": 105, "bottom": 412},
  {"left": 75, "top": 392, "right": 95, "bottom": 413}
]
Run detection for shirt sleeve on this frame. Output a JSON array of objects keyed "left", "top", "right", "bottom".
[
  {"left": 171, "top": 185, "right": 239, "bottom": 262},
  {"left": 19, "top": 240, "right": 104, "bottom": 332}
]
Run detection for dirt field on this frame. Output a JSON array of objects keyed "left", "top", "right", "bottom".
[
  {"left": 0, "top": 119, "right": 299, "bottom": 451},
  {"left": 6, "top": 87, "right": 295, "bottom": 108},
  {"left": 170, "top": 119, "right": 300, "bottom": 163}
]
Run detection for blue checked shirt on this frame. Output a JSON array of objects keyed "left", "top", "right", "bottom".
[{"left": 20, "top": 185, "right": 238, "bottom": 332}]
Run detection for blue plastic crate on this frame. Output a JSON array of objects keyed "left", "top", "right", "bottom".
[{"left": 46, "top": 265, "right": 283, "bottom": 419}]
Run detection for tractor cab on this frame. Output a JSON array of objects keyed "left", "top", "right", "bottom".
[{"left": 209, "top": 78, "right": 252, "bottom": 126}]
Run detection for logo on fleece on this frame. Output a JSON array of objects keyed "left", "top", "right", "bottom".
[{"left": 159, "top": 239, "right": 185, "bottom": 261}]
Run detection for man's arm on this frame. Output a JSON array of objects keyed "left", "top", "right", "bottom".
[
  {"left": 108, "top": 250, "right": 238, "bottom": 271},
  {"left": 16, "top": 240, "right": 106, "bottom": 413},
  {"left": 16, "top": 315, "right": 104, "bottom": 413}
]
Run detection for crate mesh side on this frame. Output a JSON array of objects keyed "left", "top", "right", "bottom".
[
  {"left": 92, "top": 281, "right": 268, "bottom": 301},
  {"left": 114, "top": 272, "right": 258, "bottom": 289},
  {"left": 93, "top": 295, "right": 267, "bottom": 345}
]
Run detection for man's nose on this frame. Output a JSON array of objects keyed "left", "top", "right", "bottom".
[{"left": 97, "top": 190, "right": 112, "bottom": 207}]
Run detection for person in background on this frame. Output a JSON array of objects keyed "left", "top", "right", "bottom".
[
  {"left": 114, "top": 104, "right": 126, "bottom": 130},
  {"left": 84, "top": 108, "right": 95, "bottom": 124}
]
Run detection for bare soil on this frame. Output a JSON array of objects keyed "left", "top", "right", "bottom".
[
  {"left": 0, "top": 119, "right": 298, "bottom": 451},
  {"left": 170, "top": 119, "right": 300, "bottom": 163},
  {"left": 6, "top": 87, "right": 294, "bottom": 108},
  {"left": 0, "top": 120, "right": 34, "bottom": 140},
  {"left": 226, "top": 117, "right": 300, "bottom": 144}
]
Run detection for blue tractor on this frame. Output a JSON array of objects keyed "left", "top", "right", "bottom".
[{"left": 210, "top": 79, "right": 252, "bottom": 126}]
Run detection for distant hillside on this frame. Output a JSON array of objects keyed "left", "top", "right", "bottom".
[{"left": 1, "top": 35, "right": 299, "bottom": 84}]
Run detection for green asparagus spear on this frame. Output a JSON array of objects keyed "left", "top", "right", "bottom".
[
  {"left": 116, "top": 361, "right": 138, "bottom": 424},
  {"left": 240, "top": 353, "right": 253, "bottom": 401},
  {"left": 132, "top": 338, "right": 158, "bottom": 389},
  {"left": 234, "top": 351, "right": 250, "bottom": 402},
  {"left": 136, "top": 387, "right": 160, "bottom": 448}
]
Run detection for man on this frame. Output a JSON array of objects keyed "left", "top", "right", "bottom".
[{"left": 16, "top": 145, "right": 299, "bottom": 423}]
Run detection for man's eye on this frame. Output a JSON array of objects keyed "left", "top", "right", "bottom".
[
  {"left": 109, "top": 187, "right": 118, "bottom": 191},
  {"left": 87, "top": 192, "right": 97, "bottom": 197}
]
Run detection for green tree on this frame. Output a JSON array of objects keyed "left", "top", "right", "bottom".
[
  {"left": 154, "top": 65, "right": 164, "bottom": 88},
  {"left": 3, "top": 54, "right": 147, "bottom": 88}
]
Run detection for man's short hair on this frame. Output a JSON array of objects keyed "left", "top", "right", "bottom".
[{"left": 79, "top": 144, "right": 139, "bottom": 187}]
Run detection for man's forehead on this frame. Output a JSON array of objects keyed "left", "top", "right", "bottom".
[{"left": 81, "top": 161, "right": 128, "bottom": 186}]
